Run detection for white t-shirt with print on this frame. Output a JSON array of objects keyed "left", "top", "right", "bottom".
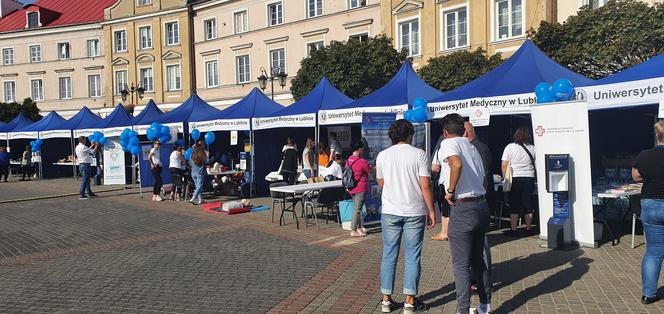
[
  {"left": 376, "top": 144, "right": 430, "bottom": 217},
  {"left": 438, "top": 137, "right": 486, "bottom": 199},
  {"left": 501, "top": 143, "right": 536, "bottom": 178}
]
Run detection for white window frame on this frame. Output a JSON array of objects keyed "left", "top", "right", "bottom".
[
  {"left": 114, "top": 30, "right": 127, "bottom": 52},
  {"left": 233, "top": 10, "right": 249, "bottom": 34},
  {"left": 205, "top": 60, "right": 219, "bottom": 88},
  {"left": 491, "top": 0, "right": 525, "bottom": 42},
  {"left": 269, "top": 48, "right": 286, "bottom": 75},
  {"left": 115, "top": 70, "right": 128, "bottom": 96},
  {"left": 348, "top": 0, "right": 367, "bottom": 9},
  {"left": 306, "top": 40, "right": 324, "bottom": 57},
  {"left": 166, "top": 64, "right": 182, "bottom": 91},
  {"left": 204, "top": 18, "right": 217, "bottom": 40},
  {"left": 87, "top": 39, "right": 100, "bottom": 57},
  {"left": 267, "top": 1, "right": 283, "bottom": 27},
  {"left": 57, "top": 42, "right": 70, "bottom": 60},
  {"left": 88, "top": 74, "right": 102, "bottom": 98},
  {"left": 26, "top": 11, "right": 40, "bottom": 28},
  {"left": 4, "top": 80, "right": 16, "bottom": 102},
  {"left": 138, "top": 25, "right": 153, "bottom": 49},
  {"left": 396, "top": 17, "right": 420, "bottom": 57},
  {"left": 165, "top": 21, "right": 180, "bottom": 46},
  {"left": 29, "top": 44, "right": 41, "bottom": 63},
  {"left": 30, "top": 78, "right": 43, "bottom": 101},
  {"left": 235, "top": 54, "right": 251, "bottom": 84},
  {"left": 59, "top": 76, "right": 72, "bottom": 100},
  {"left": 2, "top": 47, "right": 14, "bottom": 65},
  {"left": 348, "top": 32, "right": 369, "bottom": 42},
  {"left": 306, "top": 0, "right": 323, "bottom": 18},
  {"left": 140, "top": 67, "right": 154, "bottom": 92},
  {"left": 441, "top": 4, "right": 469, "bottom": 51},
  {"left": 137, "top": 0, "right": 152, "bottom": 6},
  {"left": 584, "top": 0, "right": 607, "bottom": 9}
]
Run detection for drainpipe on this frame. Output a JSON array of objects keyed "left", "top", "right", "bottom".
[{"left": 188, "top": 2, "right": 197, "bottom": 95}]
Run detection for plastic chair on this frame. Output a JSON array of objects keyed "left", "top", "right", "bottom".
[{"left": 303, "top": 187, "right": 344, "bottom": 228}]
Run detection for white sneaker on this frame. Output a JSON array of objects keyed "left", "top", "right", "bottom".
[
  {"left": 360, "top": 227, "right": 367, "bottom": 234},
  {"left": 380, "top": 300, "right": 392, "bottom": 313}
]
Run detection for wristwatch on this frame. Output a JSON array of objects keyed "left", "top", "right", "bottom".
[{"left": 446, "top": 188, "right": 455, "bottom": 194}]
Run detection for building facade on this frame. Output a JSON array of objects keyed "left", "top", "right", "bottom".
[
  {"left": 380, "top": 0, "right": 555, "bottom": 67},
  {"left": 191, "top": 0, "right": 382, "bottom": 106}
]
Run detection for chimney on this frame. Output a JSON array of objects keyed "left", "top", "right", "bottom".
[{"left": 0, "top": 0, "right": 23, "bottom": 18}]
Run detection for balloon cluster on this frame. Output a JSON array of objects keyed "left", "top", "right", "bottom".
[
  {"left": 535, "top": 79, "right": 575, "bottom": 104},
  {"left": 30, "top": 139, "right": 44, "bottom": 152},
  {"left": 88, "top": 131, "right": 108, "bottom": 145},
  {"left": 147, "top": 122, "right": 172, "bottom": 144},
  {"left": 190, "top": 129, "right": 216, "bottom": 145},
  {"left": 184, "top": 147, "right": 193, "bottom": 161},
  {"left": 404, "top": 97, "right": 430, "bottom": 123},
  {"left": 120, "top": 128, "right": 141, "bottom": 156}
]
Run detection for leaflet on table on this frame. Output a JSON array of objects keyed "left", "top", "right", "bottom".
[
  {"left": 252, "top": 114, "right": 316, "bottom": 130},
  {"left": 318, "top": 105, "right": 408, "bottom": 125},
  {"left": 7, "top": 131, "right": 38, "bottom": 139},
  {"left": 39, "top": 130, "right": 72, "bottom": 139},
  {"left": 188, "top": 119, "right": 250, "bottom": 132}
]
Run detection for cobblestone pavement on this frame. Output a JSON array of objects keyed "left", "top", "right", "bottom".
[{"left": 0, "top": 178, "right": 663, "bottom": 313}]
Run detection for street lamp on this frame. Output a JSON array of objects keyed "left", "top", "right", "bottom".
[
  {"left": 120, "top": 83, "right": 145, "bottom": 114},
  {"left": 257, "top": 66, "right": 287, "bottom": 100}
]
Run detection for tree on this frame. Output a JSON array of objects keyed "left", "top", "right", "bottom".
[
  {"left": 417, "top": 48, "right": 503, "bottom": 92},
  {"left": 0, "top": 98, "right": 42, "bottom": 123},
  {"left": 290, "top": 35, "right": 409, "bottom": 100},
  {"left": 529, "top": 0, "right": 664, "bottom": 79}
]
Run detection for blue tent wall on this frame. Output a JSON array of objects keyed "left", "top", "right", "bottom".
[
  {"left": 0, "top": 113, "right": 33, "bottom": 133},
  {"left": 13, "top": 112, "right": 66, "bottom": 133},
  {"left": 155, "top": 93, "right": 223, "bottom": 125},
  {"left": 587, "top": 52, "right": 664, "bottom": 85},
  {"left": 50, "top": 107, "right": 102, "bottom": 131},
  {"left": 99, "top": 104, "right": 134, "bottom": 129},
  {"left": 265, "top": 77, "right": 351, "bottom": 118},
  {"left": 132, "top": 99, "right": 163, "bottom": 126}
]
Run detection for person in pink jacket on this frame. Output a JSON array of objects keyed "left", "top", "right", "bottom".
[{"left": 347, "top": 141, "right": 372, "bottom": 237}]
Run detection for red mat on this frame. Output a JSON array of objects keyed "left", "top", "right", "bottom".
[{"left": 201, "top": 202, "right": 251, "bottom": 215}]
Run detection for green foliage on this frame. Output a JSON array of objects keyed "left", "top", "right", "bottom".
[
  {"left": 290, "top": 35, "right": 409, "bottom": 100},
  {"left": 417, "top": 48, "right": 503, "bottom": 92},
  {"left": 0, "top": 98, "right": 42, "bottom": 123},
  {"left": 529, "top": 0, "right": 664, "bottom": 79}
]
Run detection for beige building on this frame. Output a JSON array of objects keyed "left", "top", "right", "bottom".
[
  {"left": 380, "top": 0, "right": 555, "bottom": 67},
  {"left": 557, "top": 0, "right": 664, "bottom": 23},
  {"left": 191, "top": 0, "right": 382, "bottom": 106},
  {"left": 102, "top": 0, "right": 194, "bottom": 110}
]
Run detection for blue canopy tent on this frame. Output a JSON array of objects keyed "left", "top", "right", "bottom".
[
  {"left": 98, "top": 104, "right": 134, "bottom": 137},
  {"left": 7, "top": 112, "right": 68, "bottom": 178},
  {"left": 428, "top": 40, "right": 593, "bottom": 118},
  {"left": 0, "top": 113, "right": 34, "bottom": 176},
  {"left": 151, "top": 93, "right": 223, "bottom": 135},
  {"left": 131, "top": 99, "right": 163, "bottom": 134}
]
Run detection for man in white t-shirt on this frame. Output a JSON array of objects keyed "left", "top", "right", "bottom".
[
  {"left": 438, "top": 113, "right": 491, "bottom": 314},
  {"left": 376, "top": 119, "right": 435, "bottom": 313},
  {"left": 329, "top": 132, "right": 342, "bottom": 158},
  {"left": 75, "top": 136, "right": 99, "bottom": 200}
]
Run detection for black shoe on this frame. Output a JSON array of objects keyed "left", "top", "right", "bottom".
[
  {"left": 88, "top": 193, "right": 99, "bottom": 197},
  {"left": 79, "top": 196, "right": 89, "bottom": 200},
  {"left": 642, "top": 295, "right": 658, "bottom": 304}
]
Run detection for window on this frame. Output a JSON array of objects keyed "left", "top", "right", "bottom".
[
  {"left": 4, "top": 81, "right": 15, "bottom": 102},
  {"left": 59, "top": 77, "right": 72, "bottom": 99},
  {"left": 348, "top": 0, "right": 367, "bottom": 9},
  {"left": 140, "top": 68, "right": 154, "bottom": 92},
  {"left": 87, "top": 40, "right": 100, "bottom": 57},
  {"left": 349, "top": 33, "right": 369, "bottom": 42},
  {"left": 139, "top": 26, "right": 152, "bottom": 49},
  {"left": 114, "top": 30, "right": 127, "bottom": 52},
  {"left": 166, "top": 22, "right": 180, "bottom": 45},
  {"left": 235, "top": 55, "right": 250, "bottom": 84},
  {"left": 88, "top": 75, "right": 101, "bottom": 98},
  {"left": 307, "top": 41, "right": 324, "bottom": 56},
  {"left": 307, "top": 0, "right": 323, "bottom": 18},
  {"left": 30, "top": 79, "right": 43, "bottom": 101},
  {"left": 443, "top": 7, "right": 468, "bottom": 50},
  {"left": 166, "top": 65, "right": 181, "bottom": 91},
  {"left": 204, "top": 19, "right": 217, "bottom": 40},
  {"left": 495, "top": 0, "right": 522, "bottom": 40},
  {"left": 2, "top": 48, "right": 14, "bottom": 65},
  {"left": 29, "top": 45, "right": 41, "bottom": 63},
  {"left": 205, "top": 60, "right": 219, "bottom": 88},
  {"left": 398, "top": 19, "right": 419, "bottom": 56},
  {"left": 27, "top": 12, "right": 39, "bottom": 28},
  {"left": 269, "top": 48, "right": 285, "bottom": 74},
  {"left": 138, "top": 0, "right": 151, "bottom": 6},
  {"left": 586, "top": 0, "right": 607, "bottom": 9},
  {"left": 58, "top": 42, "right": 70, "bottom": 60},
  {"left": 234, "top": 11, "right": 248, "bottom": 34},
  {"left": 267, "top": 2, "right": 283, "bottom": 26},
  {"left": 115, "top": 70, "right": 128, "bottom": 95}
]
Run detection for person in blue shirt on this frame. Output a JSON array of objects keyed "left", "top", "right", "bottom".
[
  {"left": 189, "top": 144, "right": 207, "bottom": 204},
  {"left": 0, "top": 146, "right": 9, "bottom": 182}
]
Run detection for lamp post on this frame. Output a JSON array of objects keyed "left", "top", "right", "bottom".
[
  {"left": 257, "top": 66, "right": 287, "bottom": 100},
  {"left": 120, "top": 83, "right": 145, "bottom": 115}
]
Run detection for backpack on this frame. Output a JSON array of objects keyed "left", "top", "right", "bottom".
[{"left": 342, "top": 160, "right": 358, "bottom": 190}]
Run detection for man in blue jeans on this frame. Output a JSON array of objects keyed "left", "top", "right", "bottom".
[
  {"left": 376, "top": 120, "right": 436, "bottom": 313},
  {"left": 75, "top": 136, "right": 99, "bottom": 200}
]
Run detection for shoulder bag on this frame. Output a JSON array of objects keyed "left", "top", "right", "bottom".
[{"left": 519, "top": 143, "right": 536, "bottom": 178}]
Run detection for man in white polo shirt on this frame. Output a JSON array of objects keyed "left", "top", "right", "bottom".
[
  {"left": 438, "top": 113, "right": 491, "bottom": 314},
  {"left": 75, "top": 136, "right": 99, "bottom": 200},
  {"left": 376, "top": 119, "right": 435, "bottom": 313}
]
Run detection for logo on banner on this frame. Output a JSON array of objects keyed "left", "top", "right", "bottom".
[
  {"left": 320, "top": 112, "right": 327, "bottom": 123},
  {"left": 536, "top": 125, "right": 546, "bottom": 137},
  {"left": 255, "top": 119, "right": 262, "bottom": 127}
]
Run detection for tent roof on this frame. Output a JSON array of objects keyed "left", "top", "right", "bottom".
[
  {"left": 155, "top": 93, "right": 223, "bottom": 124},
  {"left": 97, "top": 104, "right": 133, "bottom": 129},
  {"left": 48, "top": 106, "right": 102, "bottom": 131},
  {"left": 335, "top": 61, "right": 443, "bottom": 110},
  {"left": 13, "top": 111, "right": 66, "bottom": 132},
  {"left": 132, "top": 99, "right": 163, "bottom": 126},
  {"left": 588, "top": 52, "right": 664, "bottom": 85},
  {"left": 266, "top": 77, "right": 351, "bottom": 117},
  {"left": 199, "top": 87, "right": 283, "bottom": 121},
  {"left": 431, "top": 40, "right": 594, "bottom": 102},
  {"left": 0, "top": 113, "right": 34, "bottom": 132}
]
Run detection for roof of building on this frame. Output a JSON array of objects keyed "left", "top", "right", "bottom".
[{"left": 0, "top": 0, "right": 118, "bottom": 33}]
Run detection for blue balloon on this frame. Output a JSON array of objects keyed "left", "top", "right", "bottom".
[
  {"left": 147, "top": 128, "right": 156, "bottom": 141},
  {"left": 412, "top": 97, "right": 427, "bottom": 110},
  {"left": 120, "top": 130, "right": 130, "bottom": 141},
  {"left": 535, "top": 82, "right": 554, "bottom": 104},
  {"left": 160, "top": 125, "right": 170, "bottom": 136},
  {"left": 30, "top": 140, "right": 35, "bottom": 146},
  {"left": 184, "top": 147, "right": 192, "bottom": 161},
  {"left": 151, "top": 122, "right": 160, "bottom": 130},
  {"left": 191, "top": 129, "right": 201, "bottom": 141},
  {"left": 204, "top": 132, "right": 216, "bottom": 145},
  {"left": 35, "top": 139, "right": 43, "bottom": 145},
  {"left": 538, "top": 92, "right": 555, "bottom": 104},
  {"left": 121, "top": 145, "right": 129, "bottom": 152},
  {"left": 129, "top": 136, "right": 139, "bottom": 146},
  {"left": 159, "top": 136, "right": 170, "bottom": 144},
  {"left": 120, "top": 140, "right": 128, "bottom": 149},
  {"left": 552, "top": 79, "right": 574, "bottom": 101},
  {"left": 98, "top": 137, "right": 107, "bottom": 145},
  {"left": 130, "top": 145, "right": 141, "bottom": 156},
  {"left": 175, "top": 139, "right": 185, "bottom": 147},
  {"left": 404, "top": 109, "right": 414, "bottom": 122},
  {"left": 129, "top": 130, "right": 138, "bottom": 138},
  {"left": 412, "top": 107, "right": 428, "bottom": 123}
]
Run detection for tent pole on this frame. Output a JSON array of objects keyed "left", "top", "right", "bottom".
[
  {"left": 71, "top": 133, "right": 77, "bottom": 180},
  {"left": 314, "top": 124, "right": 319, "bottom": 177},
  {"left": 137, "top": 154, "right": 143, "bottom": 198},
  {"left": 250, "top": 129, "right": 255, "bottom": 198}
]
